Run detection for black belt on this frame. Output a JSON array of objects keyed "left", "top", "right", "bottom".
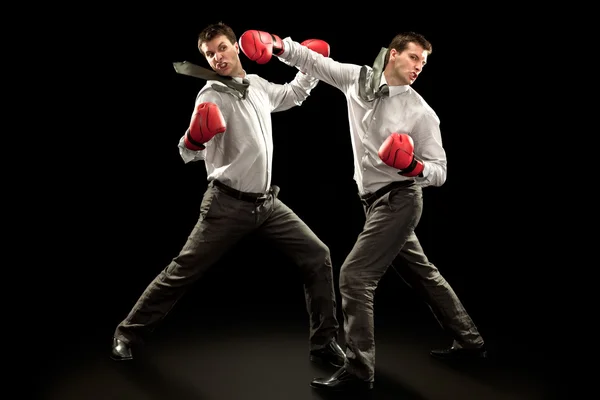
[
  {"left": 213, "top": 180, "right": 269, "bottom": 204},
  {"left": 360, "top": 180, "right": 415, "bottom": 208}
]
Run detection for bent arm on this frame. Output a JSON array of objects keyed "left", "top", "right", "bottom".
[
  {"left": 412, "top": 113, "right": 447, "bottom": 187},
  {"left": 268, "top": 70, "right": 319, "bottom": 112},
  {"left": 178, "top": 89, "right": 230, "bottom": 163}
]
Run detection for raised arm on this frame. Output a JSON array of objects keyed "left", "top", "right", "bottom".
[{"left": 239, "top": 29, "right": 359, "bottom": 94}]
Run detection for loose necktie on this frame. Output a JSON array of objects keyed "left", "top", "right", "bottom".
[
  {"left": 211, "top": 79, "right": 250, "bottom": 99},
  {"left": 173, "top": 61, "right": 250, "bottom": 98},
  {"left": 358, "top": 47, "right": 388, "bottom": 102},
  {"left": 375, "top": 84, "right": 389, "bottom": 98}
]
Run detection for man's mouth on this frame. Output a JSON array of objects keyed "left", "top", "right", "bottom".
[{"left": 217, "top": 62, "right": 227, "bottom": 70}]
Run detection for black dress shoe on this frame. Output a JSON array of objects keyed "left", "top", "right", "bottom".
[
  {"left": 310, "top": 367, "right": 373, "bottom": 391},
  {"left": 111, "top": 337, "right": 133, "bottom": 361},
  {"left": 309, "top": 338, "right": 346, "bottom": 367},
  {"left": 430, "top": 345, "right": 487, "bottom": 361}
]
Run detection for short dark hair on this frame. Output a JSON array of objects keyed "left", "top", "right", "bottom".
[
  {"left": 384, "top": 32, "right": 432, "bottom": 66},
  {"left": 197, "top": 22, "right": 237, "bottom": 56}
]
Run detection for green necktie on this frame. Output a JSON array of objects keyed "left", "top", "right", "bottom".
[
  {"left": 173, "top": 61, "right": 249, "bottom": 99},
  {"left": 359, "top": 47, "right": 388, "bottom": 101},
  {"left": 375, "top": 84, "right": 389, "bottom": 98}
]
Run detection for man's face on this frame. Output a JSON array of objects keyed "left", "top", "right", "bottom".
[
  {"left": 199, "top": 34, "right": 242, "bottom": 77},
  {"left": 389, "top": 42, "right": 428, "bottom": 86}
]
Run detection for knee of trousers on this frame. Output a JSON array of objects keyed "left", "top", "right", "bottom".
[
  {"left": 422, "top": 270, "right": 447, "bottom": 287},
  {"left": 302, "top": 241, "right": 332, "bottom": 268},
  {"left": 339, "top": 271, "right": 373, "bottom": 297},
  {"left": 159, "top": 262, "right": 203, "bottom": 288},
  {"left": 301, "top": 245, "right": 333, "bottom": 281},
  {"left": 315, "top": 241, "right": 331, "bottom": 260}
]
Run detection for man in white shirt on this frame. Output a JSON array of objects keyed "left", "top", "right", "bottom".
[
  {"left": 241, "top": 29, "right": 486, "bottom": 392},
  {"left": 110, "top": 22, "right": 345, "bottom": 369}
]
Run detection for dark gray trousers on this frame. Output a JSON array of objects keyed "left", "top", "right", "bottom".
[
  {"left": 340, "top": 183, "right": 484, "bottom": 381},
  {"left": 114, "top": 181, "right": 339, "bottom": 350}
]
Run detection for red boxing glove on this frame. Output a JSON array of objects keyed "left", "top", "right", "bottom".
[
  {"left": 378, "top": 133, "right": 424, "bottom": 177},
  {"left": 239, "top": 30, "right": 284, "bottom": 64},
  {"left": 184, "top": 102, "right": 226, "bottom": 151},
  {"left": 300, "top": 39, "right": 330, "bottom": 58}
]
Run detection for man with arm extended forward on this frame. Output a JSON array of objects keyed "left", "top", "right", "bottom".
[{"left": 240, "top": 29, "right": 486, "bottom": 392}]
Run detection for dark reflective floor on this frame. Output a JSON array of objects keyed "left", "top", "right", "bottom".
[{"left": 37, "top": 302, "right": 562, "bottom": 400}]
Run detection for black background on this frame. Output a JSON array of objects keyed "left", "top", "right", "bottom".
[{"left": 30, "top": 9, "right": 561, "bottom": 376}]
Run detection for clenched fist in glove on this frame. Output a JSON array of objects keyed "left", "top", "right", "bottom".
[
  {"left": 239, "top": 30, "right": 284, "bottom": 64},
  {"left": 300, "top": 39, "right": 330, "bottom": 57},
  {"left": 184, "top": 102, "right": 226, "bottom": 151},
  {"left": 378, "top": 133, "right": 424, "bottom": 177}
]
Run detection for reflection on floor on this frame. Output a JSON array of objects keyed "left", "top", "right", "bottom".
[{"left": 37, "top": 308, "right": 561, "bottom": 400}]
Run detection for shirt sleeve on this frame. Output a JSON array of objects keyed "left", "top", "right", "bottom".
[
  {"left": 178, "top": 129, "right": 206, "bottom": 163},
  {"left": 177, "top": 87, "right": 230, "bottom": 163},
  {"left": 277, "top": 37, "right": 360, "bottom": 94},
  {"left": 262, "top": 69, "right": 319, "bottom": 113},
  {"left": 412, "top": 112, "right": 447, "bottom": 187}
]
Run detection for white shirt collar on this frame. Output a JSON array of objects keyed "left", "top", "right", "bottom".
[{"left": 379, "top": 75, "right": 410, "bottom": 97}]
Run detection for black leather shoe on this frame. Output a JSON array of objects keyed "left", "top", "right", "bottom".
[
  {"left": 111, "top": 337, "right": 133, "bottom": 361},
  {"left": 309, "top": 339, "right": 346, "bottom": 367},
  {"left": 430, "top": 345, "right": 487, "bottom": 361},
  {"left": 310, "top": 367, "right": 373, "bottom": 391}
]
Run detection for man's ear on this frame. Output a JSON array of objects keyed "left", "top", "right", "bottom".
[{"left": 234, "top": 42, "right": 239, "bottom": 53}]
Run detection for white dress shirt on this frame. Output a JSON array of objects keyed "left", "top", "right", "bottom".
[
  {"left": 278, "top": 38, "right": 447, "bottom": 195},
  {"left": 178, "top": 71, "right": 318, "bottom": 194}
]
